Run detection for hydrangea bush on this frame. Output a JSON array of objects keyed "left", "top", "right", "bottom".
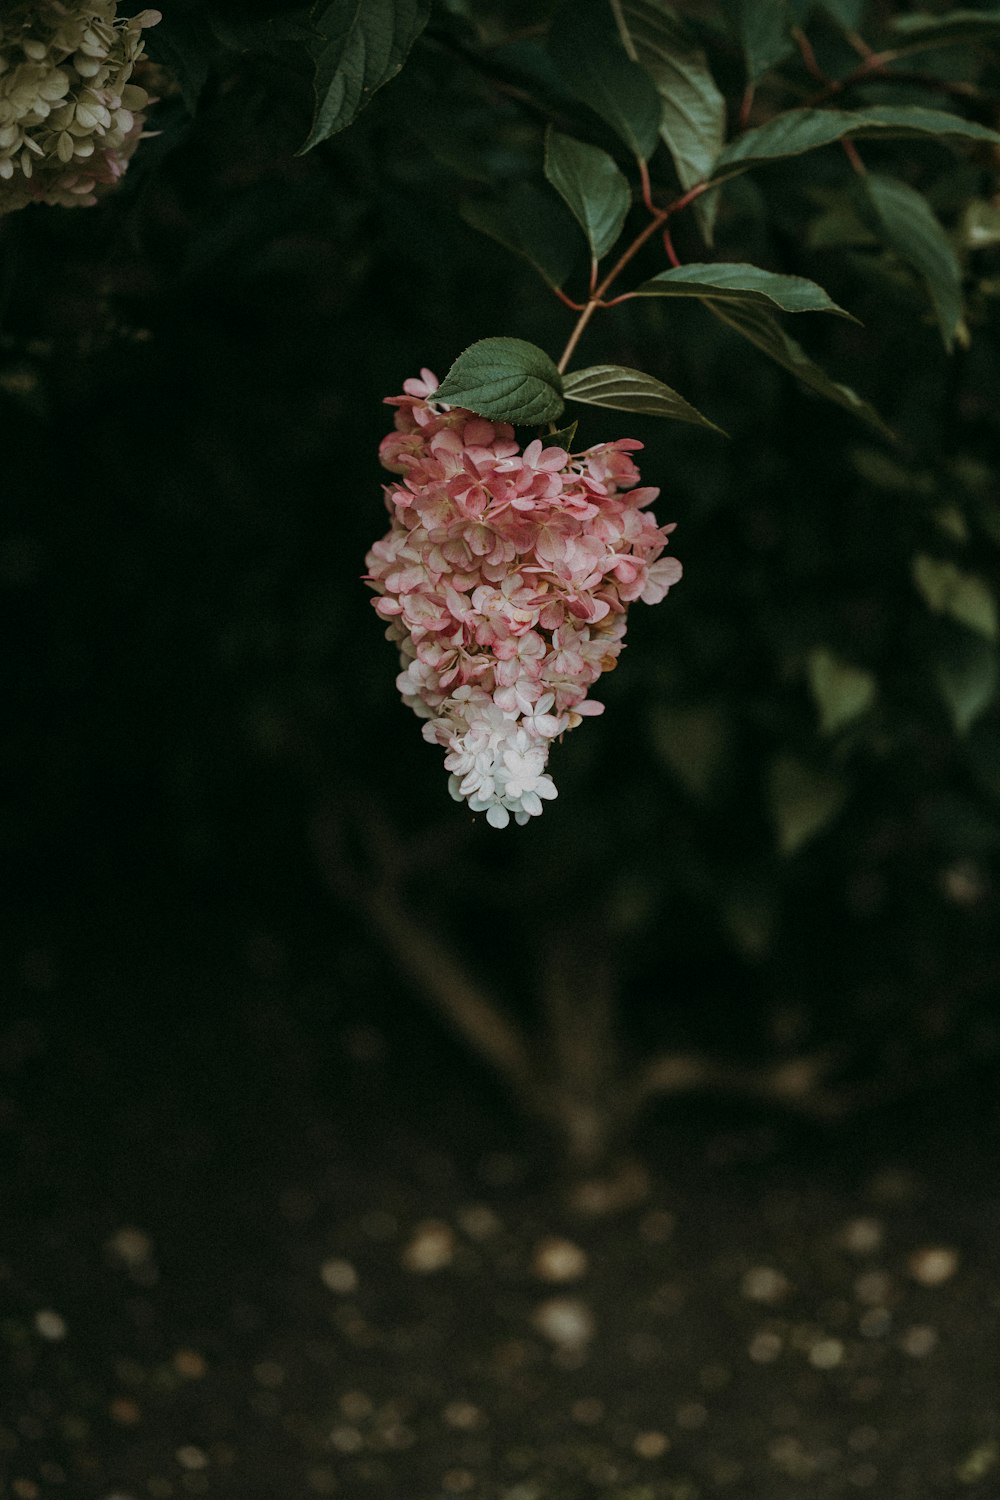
[{"left": 6, "top": 0, "right": 1000, "bottom": 1156}]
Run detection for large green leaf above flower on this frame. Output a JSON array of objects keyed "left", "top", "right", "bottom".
[{"left": 433, "top": 339, "right": 565, "bottom": 426}]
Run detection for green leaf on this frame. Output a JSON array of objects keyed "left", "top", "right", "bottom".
[
  {"left": 544, "top": 129, "right": 631, "bottom": 262},
  {"left": 704, "top": 301, "right": 895, "bottom": 439},
  {"left": 299, "top": 0, "right": 431, "bottom": 151},
  {"left": 888, "top": 8, "right": 1000, "bottom": 54},
  {"left": 933, "top": 635, "right": 999, "bottom": 736},
  {"left": 854, "top": 175, "right": 964, "bottom": 349},
  {"left": 634, "top": 262, "right": 853, "bottom": 316},
  {"left": 963, "top": 199, "right": 1000, "bottom": 252},
  {"left": 434, "top": 338, "right": 565, "bottom": 425},
  {"left": 817, "top": 0, "right": 865, "bottom": 28},
  {"left": 549, "top": 1, "right": 661, "bottom": 161},
  {"left": 714, "top": 106, "right": 1000, "bottom": 177},
  {"left": 806, "top": 648, "right": 877, "bottom": 736},
  {"left": 726, "top": 0, "right": 794, "bottom": 84},
  {"left": 913, "top": 556, "right": 999, "bottom": 642},
  {"left": 461, "top": 185, "right": 579, "bottom": 290},
  {"left": 615, "top": 0, "right": 725, "bottom": 241},
  {"left": 563, "top": 364, "right": 726, "bottom": 433},
  {"left": 545, "top": 420, "right": 579, "bottom": 450},
  {"left": 652, "top": 704, "right": 727, "bottom": 799},
  {"left": 769, "top": 755, "right": 848, "bottom": 857}
]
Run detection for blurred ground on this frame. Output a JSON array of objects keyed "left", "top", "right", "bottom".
[{"left": 2, "top": 895, "right": 999, "bottom": 1500}]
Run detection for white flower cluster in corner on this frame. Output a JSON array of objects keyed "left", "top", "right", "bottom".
[{"left": 0, "top": 2, "right": 159, "bottom": 213}]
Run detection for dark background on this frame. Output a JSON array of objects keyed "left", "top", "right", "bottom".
[{"left": 2, "top": 7, "right": 1000, "bottom": 1495}]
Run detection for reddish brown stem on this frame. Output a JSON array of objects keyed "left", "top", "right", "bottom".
[
  {"left": 841, "top": 137, "right": 867, "bottom": 175},
  {"left": 791, "top": 25, "right": 828, "bottom": 85},
  {"left": 662, "top": 224, "right": 681, "bottom": 269}
]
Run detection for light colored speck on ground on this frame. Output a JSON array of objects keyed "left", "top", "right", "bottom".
[
  {"left": 456, "top": 1203, "right": 501, "bottom": 1239},
  {"left": 320, "top": 1258, "right": 358, "bottom": 1294},
  {"left": 634, "top": 1430, "right": 671, "bottom": 1458},
  {"left": 748, "top": 1329, "right": 783, "bottom": 1364},
  {"left": 907, "top": 1246, "right": 959, "bottom": 1287},
  {"left": 175, "top": 1446, "right": 208, "bottom": 1471},
  {"left": 532, "top": 1297, "right": 595, "bottom": 1349},
  {"left": 899, "top": 1324, "right": 938, "bottom": 1358},
  {"left": 809, "top": 1337, "right": 845, "bottom": 1370},
  {"left": 532, "top": 1236, "right": 588, "bottom": 1283},
  {"left": 443, "top": 1401, "right": 484, "bottom": 1431},
  {"left": 840, "top": 1218, "right": 884, "bottom": 1255},
  {"left": 742, "top": 1266, "right": 792, "bottom": 1304},
  {"left": 33, "top": 1309, "right": 66, "bottom": 1341},
  {"left": 401, "top": 1221, "right": 456, "bottom": 1273}
]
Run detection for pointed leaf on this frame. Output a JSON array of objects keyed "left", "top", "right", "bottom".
[
  {"left": 615, "top": 0, "right": 725, "bottom": 240},
  {"left": 913, "top": 556, "right": 999, "bottom": 642},
  {"left": 714, "top": 106, "right": 1000, "bottom": 177},
  {"left": 434, "top": 338, "right": 564, "bottom": 426},
  {"left": 549, "top": 1, "right": 661, "bottom": 161},
  {"left": 769, "top": 755, "right": 848, "bottom": 857},
  {"left": 854, "top": 174, "right": 964, "bottom": 349},
  {"left": 889, "top": 9, "right": 1000, "bottom": 54},
  {"left": 635, "top": 262, "right": 853, "bottom": 316},
  {"left": 461, "top": 185, "right": 579, "bottom": 290},
  {"left": 545, "top": 420, "right": 579, "bottom": 450},
  {"left": 544, "top": 129, "right": 631, "bottom": 261},
  {"left": 563, "top": 364, "right": 726, "bottom": 433},
  {"left": 818, "top": 0, "right": 866, "bottom": 28},
  {"left": 300, "top": 0, "right": 431, "bottom": 151},
  {"left": 704, "top": 301, "right": 894, "bottom": 439},
  {"left": 933, "top": 635, "right": 999, "bottom": 736},
  {"left": 652, "top": 703, "right": 728, "bottom": 798},
  {"left": 726, "top": 0, "right": 794, "bottom": 84},
  {"left": 806, "top": 648, "right": 877, "bottom": 736}
]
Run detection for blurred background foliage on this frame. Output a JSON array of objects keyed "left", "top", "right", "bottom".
[{"left": 3, "top": 0, "right": 1000, "bottom": 1092}]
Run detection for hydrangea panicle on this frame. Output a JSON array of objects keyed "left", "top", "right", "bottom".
[
  {"left": 0, "top": 2, "right": 159, "bottom": 214},
  {"left": 366, "top": 369, "right": 682, "bottom": 828}
]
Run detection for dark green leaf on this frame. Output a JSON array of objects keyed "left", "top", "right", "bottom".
[
  {"left": 549, "top": 1, "right": 661, "bottom": 161},
  {"left": 299, "top": 0, "right": 431, "bottom": 151},
  {"left": 434, "top": 338, "right": 565, "bottom": 425},
  {"left": 652, "top": 703, "right": 728, "bottom": 798},
  {"left": 913, "top": 555, "right": 999, "bottom": 641},
  {"left": 725, "top": 0, "right": 794, "bottom": 84},
  {"left": 563, "top": 364, "right": 726, "bottom": 432},
  {"left": 714, "top": 106, "right": 1000, "bottom": 177},
  {"left": 769, "top": 755, "right": 848, "bottom": 856},
  {"left": 461, "top": 185, "right": 579, "bottom": 290},
  {"left": 704, "top": 301, "right": 895, "bottom": 438},
  {"left": 635, "top": 262, "right": 853, "bottom": 316},
  {"left": 806, "top": 648, "right": 877, "bottom": 736},
  {"left": 933, "top": 634, "right": 999, "bottom": 735},
  {"left": 817, "top": 0, "right": 866, "bottom": 28},
  {"left": 615, "top": 0, "right": 725, "bottom": 241},
  {"left": 544, "top": 129, "right": 631, "bottom": 261},
  {"left": 854, "top": 175, "right": 964, "bottom": 349},
  {"left": 545, "top": 420, "right": 579, "bottom": 449},
  {"left": 889, "top": 9, "right": 1000, "bottom": 54}
]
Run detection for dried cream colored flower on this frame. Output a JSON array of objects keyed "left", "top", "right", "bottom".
[{"left": 0, "top": 2, "right": 159, "bottom": 212}]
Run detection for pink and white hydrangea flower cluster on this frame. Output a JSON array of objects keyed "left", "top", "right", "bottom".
[{"left": 366, "top": 369, "right": 682, "bottom": 828}]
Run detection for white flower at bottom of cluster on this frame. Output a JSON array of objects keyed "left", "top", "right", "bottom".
[{"left": 444, "top": 714, "right": 558, "bottom": 829}]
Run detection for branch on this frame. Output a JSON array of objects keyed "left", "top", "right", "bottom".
[
  {"left": 311, "top": 804, "right": 536, "bottom": 1093},
  {"left": 630, "top": 1047, "right": 849, "bottom": 1121}
]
